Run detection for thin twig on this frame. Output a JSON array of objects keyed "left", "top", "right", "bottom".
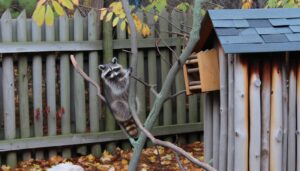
[
  {"left": 122, "top": 49, "right": 133, "bottom": 54},
  {"left": 130, "top": 75, "right": 158, "bottom": 97},
  {"left": 146, "top": 10, "right": 189, "bottom": 34},
  {"left": 160, "top": 31, "right": 190, "bottom": 38},
  {"left": 154, "top": 145, "right": 163, "bottom": 167},
  {"left": 164, "top": 90, "right": 186, "bottom": 103},
  {"left": 70, "top": 55, "right": 106, "bottom": 103},
  {"left": 155, "top": 39, "right": 172, "bottom": 67},
  {"left": 175, "top": 153, "right": 186, "bottom": 171},
  {"left": 156, "top": 29, "right": 180, "bottom": 60}
]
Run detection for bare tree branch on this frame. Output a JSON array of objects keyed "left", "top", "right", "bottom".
[
  {"left": 155, "top": 39, "right": 172, "bottom": 67},
  {"left": 70, "top": 55, "right": 106, "bottom": 103},
  {"left": 165, "top": 90, "right": 186, "bottom": 102},
  {"left": 175, "top": 153, "right": 186, "bottom": 171}
]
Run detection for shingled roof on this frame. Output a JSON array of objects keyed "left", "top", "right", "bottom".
[{"left": 197, "top": 8, "right": 300, "bottom": 53}]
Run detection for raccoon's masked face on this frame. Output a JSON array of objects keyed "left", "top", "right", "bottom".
[{"left": 98, "top": 57, "right": 123, "bottom": 80}]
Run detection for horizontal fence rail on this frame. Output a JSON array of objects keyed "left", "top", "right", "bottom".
[{"left": 0, "top": 9, "right": 203, "bottom": 167}]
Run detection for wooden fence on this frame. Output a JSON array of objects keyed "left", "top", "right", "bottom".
[{"left": 0, "top": 9, "right": 203, "bottom": 167}]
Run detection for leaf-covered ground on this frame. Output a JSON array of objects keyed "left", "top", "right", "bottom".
[{"left": 1, "top": 141, "right": 204, "bottom": 171}]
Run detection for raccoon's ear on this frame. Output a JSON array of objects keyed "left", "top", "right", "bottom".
[
  {"left": 112, "top": 57, "right": 117, "bottom": 64},
  {"left": 98, "top": 65, "right": 106, "bottom": 70}
]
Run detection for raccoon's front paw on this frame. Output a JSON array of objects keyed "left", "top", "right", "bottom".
[{"left": 128, "top": 67, "right": 133, "bottom": 74}]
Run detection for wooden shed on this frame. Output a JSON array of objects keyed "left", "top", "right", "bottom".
[{"left": 194, "top": 8, "right": 300, "bottom": 171}]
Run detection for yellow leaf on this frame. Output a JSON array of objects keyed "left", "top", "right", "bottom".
[
  {"left": 106, "top": 12, "right": 113, "bottom": 22},
  {"left": 112, "top": 17, "right": 119, "bottom": 27},
  {"left": 52, "top": 0, "right": 65, "bottom": 16},
  {"left": 119, "top": 12, "right": 126, "bottom": 19},
  {"left": 135, "top": 19, "right": 142, "bottom": 32},
  {"left": 110, "top": 2, "right": 123, "bottom": 15},
  {"left": 127, "top": 26, "right": 131, "bottom": 35},
  {"left": 141, "top": 24, "right": 151, "bottom": 38},
  {"left": 33, "top": 4, "right": 45, "bottom": 26},
  {"left": 100, "top": 8, "right": 107, "bottom": 20},
  {"left": 37, "top": 0, "right": 46, "bottom": 7},
  {"left": 45, "top": 5, "right": 54, "bottom": 26},
  {"left": 61, "top": 0, "right": 74, "bottom": 10},
  {"left": 242, "top": 2, "right": 252, "bottom": 9},
  {"left": 72, "top": 0, "right": 79, "bottom": 6},
  {"left": 120, "top": 20, "right": 126, "bottom": 31},
  {"left": 153, "top": 15, "right": 158, "bottom": 22}
]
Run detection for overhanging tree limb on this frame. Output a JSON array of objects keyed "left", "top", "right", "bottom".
[{"left": 122, "top": 0, "right": 215, "bottom": 170}]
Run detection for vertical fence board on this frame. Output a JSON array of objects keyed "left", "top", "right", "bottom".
[
  {"left": 74, "top": 10, "right": 87, "bottom": 155},
  {"left": 46, "top": 17, "right": 57, "bottom": 157},
  {"left": 171, "top": 10, "right": 187, "bottom": 144},
  {"left": 159, "top": 10, "right": 172, "bottom": 129},
  {"left": 17, "top": 10, "right": 31, "bottom": 160},
  {"left": 282, "top": 57, "right": 288, "bottom": 171},
  {"left": 32, "top": 15, "right": 44, "bottom": 160},
  {"left": 218, "top": 45, "right": 228, "bottom": 171},
  {"left": 146, "top": 11, "right": 158, "bottom": 127},
  {"left": 185, "top": 9, "right": 198, "bottom": 143},
  {"left": 88, "top": 9, "right": 101, "bottom": 157},
  {"left": 103, "top": 18, "right": 116, "bottom": 153},
  {"left": 287, "top": 59, "right": 296, "bottom": 171},
  {"left": 234, "top": 55, "right": 248, "bottom": 171},
  {"left": 270, "top": 59, "right": 283, "bottom": 171},
  {"left": 59, "top": 14, "right": 71, "bottom": 158},
  {"left": 212, "top": 92, "right": 220, "bottom": 169},
  {"left": 1, "top": 10, "right": 17, "bottom": 167},
  {"left": 116, "top": 17, "right": 131, "bottom": 151},
  {"left": 227, "top": 54, "right": 234, "bottom": 171},
  {"left": 261, "top": 59, "right": 271, "bottom": 171},
  {"left": 204, "top": 93, "right": 213, "bottom": 164},
  {"left": 249, "top": 61, "right": 261, "bottom": 171},
  {"left": 136, "top": 12, "right": 146, "bottom": 123},
  {"left": 297, "top": 59, "right": 300, "bottom": 171}
]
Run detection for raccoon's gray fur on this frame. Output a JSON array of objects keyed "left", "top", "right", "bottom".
[{"left": 99, "top": 57, "right": 139, "bottom": 138}]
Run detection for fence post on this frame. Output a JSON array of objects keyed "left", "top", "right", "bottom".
[
  {"left": 1, "top": 9, "right": 17, "bottom": 167},
  {"left": 249, "top": 60, "right": 261, "bottom": 171},
  {"left": 287, "top": 59, "right": 296, "bottom": 171},
  {"left": 270, "top": 58, "right": 283, "bottom": 171},
  {"left": 234, "top": 55, "right": 249, "bottom": 171}
]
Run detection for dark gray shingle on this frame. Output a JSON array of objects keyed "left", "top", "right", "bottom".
[
  {"left": 289, "top": 26, "right": 300, "bottom": 32},
  {"left": 219, "top": 35, "right": 263, "bottom": 44},
  {"left": 248, "top": 19, "right": 273, "bottom": 28},
  {"left": 255, "top": 27, "right": 291, "bottom": 34},
  {"left": 261, "top": 34, "right": 289, "bottom": 43},
  {"left": 215, "top": 28, "right": 239, "bottom": 36},
  {"left": 269, "top": 18, "right": 289, "bottom": 26},
  {"left": 285, "top": 33, "right": 300, "bottom": 41}
]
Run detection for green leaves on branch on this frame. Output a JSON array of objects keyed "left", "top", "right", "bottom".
[
  {"left": 176, "top": 2, "right": 190, "bottom": 12},
  {"left": 265, "top": 0, "right": 299, "bottom": 8}
]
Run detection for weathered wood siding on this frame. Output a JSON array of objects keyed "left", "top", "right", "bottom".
[
  {"left": 205, "top": 52, "right": 300, "bottom": 171},
  {"left": 0, "top": 9, "right": 203, "bottom": 167}
]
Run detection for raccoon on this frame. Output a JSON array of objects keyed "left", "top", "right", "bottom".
[{"left": 98, "top": 57, "right": 139, "bottom": 138}]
